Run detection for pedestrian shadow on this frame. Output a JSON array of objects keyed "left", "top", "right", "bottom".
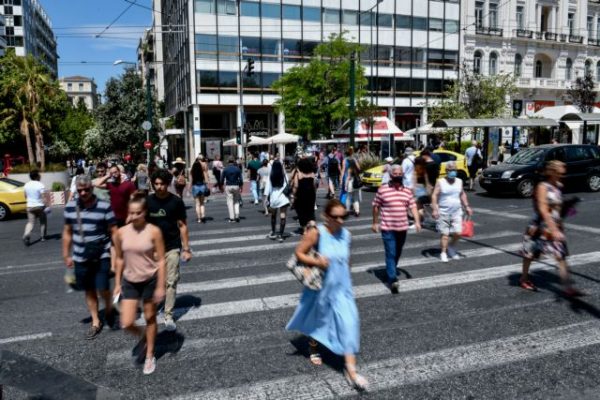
[
  {"left": 154, "top": 330, "right": 185, "bottom": 360},
  {"left": 421, "top": 248, "right": 441, "bottom": 258},
  {"left": 507, "top": 270, "right": 600, "bottom": 319},
  {"left": 368, "top": 265, "right": 412, "bottom": 284},
  {"left": 288, "top": 335, "right": 344, "bottom": 373},
  {"left": 172, "top": 294, "right": 202, "bottom": 321}
]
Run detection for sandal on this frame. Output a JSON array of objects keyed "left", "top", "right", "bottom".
[
  {"left": 308, "top": 340, "right": 322, "bottom": 366},
  {"left": 85, "top": 323, "right": 103, "bottom": 340},
  {"left": 519, "top": 280, "right": 537, "bottom": 292},
  {"left": 344, "top": 365, "right": 368, "bottom": 391}
]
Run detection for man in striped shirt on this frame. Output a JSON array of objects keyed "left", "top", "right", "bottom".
[
  {"left": 63, "top": 175, "right": 118, "bottom": 339},
  {"left": 372, "top": 164, "right": 421, "bottom": 294}
]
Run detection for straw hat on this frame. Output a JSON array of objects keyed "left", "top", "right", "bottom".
[{"left": 173, "top": 157, "right": 186, "bottom": 165}]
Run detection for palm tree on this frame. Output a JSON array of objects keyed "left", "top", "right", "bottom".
[{"left": 0, "top": 49, "right": 56, "bottom": 169}]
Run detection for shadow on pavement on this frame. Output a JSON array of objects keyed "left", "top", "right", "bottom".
[
  {"left": 154, "top": 331, "right": 185, "bottom": 360},
  {"left": 288, "top": 335, "right": 344, "bottom": 373}
]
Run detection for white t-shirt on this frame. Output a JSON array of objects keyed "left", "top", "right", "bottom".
[
  {"left": 438, "top": 178, "right": 463, "bottom": 215},
  {"left": 401, "top": 156, "right": 415, "bottom": 188},
  {"left": 465, "top": 146, "right": 481, "bottom": 167},
  {"left": 24, "top": 180, "right": 46, "bottom": 208}
]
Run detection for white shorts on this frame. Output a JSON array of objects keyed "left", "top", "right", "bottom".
[{"left": 437, "top": 212, "right": 463, "bottom": 236}]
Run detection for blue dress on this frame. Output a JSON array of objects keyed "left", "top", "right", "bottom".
[{"left": 286, "top": 224, "right": 360, "bottom": 355}]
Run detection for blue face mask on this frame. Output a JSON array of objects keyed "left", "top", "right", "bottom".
[{"left": 447, "top": 170, "right": 458, "bottom": 179}]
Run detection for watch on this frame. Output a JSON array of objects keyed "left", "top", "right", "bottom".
[{"left": 182, "top": 248, "right": 191, "bottom": 252}]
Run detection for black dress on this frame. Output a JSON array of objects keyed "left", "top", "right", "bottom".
[{"left": 295, "top": 176, "right": 316, "bottom": 227}]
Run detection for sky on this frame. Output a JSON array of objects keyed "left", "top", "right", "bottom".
[{"left": 43, "top": 0, "right": 154, "bottom": 93}]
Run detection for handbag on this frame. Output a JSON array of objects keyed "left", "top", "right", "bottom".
[
  {"left": 76, "top": 204, "right": 106, "bottom": 261},
  {"left": 286, "top": 229, "right": 323, "bottom": 290},
  {"left": 461, "top": 215, "right": 474, "bottom": 238}
]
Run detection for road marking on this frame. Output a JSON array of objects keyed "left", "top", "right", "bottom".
[
  {"left": 474, "top": 207, "right": 600, "bottom": 234},
  {"left": 170, "top": 320, "right": 600, "bottom": 399},
  {"left": 0, "top": 332, "right": 52, "bottom": 345},
  {"left": 178, "top": 243, "right": 523, "bottom": 293},
  {"left": 191, "top": 229, "right": 518, "bottom": 257},
  {"left": 150, "top": 251, "right": 600, "bottom": 324}
]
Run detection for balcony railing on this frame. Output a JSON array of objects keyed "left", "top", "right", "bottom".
[
  {"left": 476, "top": 26, "right": 503, "bottom": 37},
  {"left": 544, "top": 32, "right": 558, "bottom": 41},
  {"left": 517, "top": 78, "right": 566, "bottom": 89},
  {"left": 569, "top": 34, "right": 584, "bottom": 43},
  {"left": 515, "top": 29, "right": 533, "bottom": 38},
  {"left": 589, "top": 38, "right": 600, "bottom": 46},
  {"left": 534, "top": 31, "right": 544, "bottom": 39}
]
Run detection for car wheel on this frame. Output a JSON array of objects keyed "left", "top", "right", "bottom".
[
  {"left": 588, "top": 173, "right": 600, "bottom": 192},
  {"left": 0, "top": 203, "right": 10, "bottom": 221},
  {"left": 517, "top": 179, "right": 535, "bottom": 198}
]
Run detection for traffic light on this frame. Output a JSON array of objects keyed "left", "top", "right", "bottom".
[
  {"left": 246, "top": 58, "right": 254, "bottom": 77},
  {"left": 235, "top": 127, "right": 242, "bottom": 144}
]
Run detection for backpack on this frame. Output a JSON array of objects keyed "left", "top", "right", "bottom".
[{"left": 327, "top": 157, "right": 339, "bottom": 176}]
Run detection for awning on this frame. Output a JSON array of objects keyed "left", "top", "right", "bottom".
[
  {"left": 404, "top": 123, "right": 447, "bottom": 135},
  {"left": 560, "top": 113, "right": 600, "bottom": 124},
  {"left": 223, "top": 138, "right": 238, "bottom": 147},
  {"left": 268, "top": 132, "right": 301, "bottom": 144},
  {"left": 432, "top": 118, "right": 559, "bottom": 128},
  {"left": 247, "top": 136, "right": 270, "bottom": 146}
]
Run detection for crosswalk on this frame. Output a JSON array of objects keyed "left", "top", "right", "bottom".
[{"left": 3, "top": 197, "right": 600, "bottom": 399}]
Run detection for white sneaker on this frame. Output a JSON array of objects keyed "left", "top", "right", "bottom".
[
  {"left": 448, "top": 247, "right": 461, "bottom": 260},
  {"left": 440, "top": 252, "right": 449, "bottom": 263},
  {"left": 408, "top": 223, "right": 416, "bottom": 230},
  {"left": 164, "top": 317, "right": 177, "bottom": 331},
  {"left": 143, "top": 357, "right": 156, "bottom": 375},
  {"left": 254, "top": 200, "right": 259, "bottom": 205}
]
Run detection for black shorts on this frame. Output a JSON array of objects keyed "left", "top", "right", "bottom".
[
  {"left": 74, "top": 258, "right": 111, "bottom": 291},
  {"left": 121, "top": 275, "right": 157, "bottom": 301},
  {"left": 468, "top": 164, "right": 479, "bottom": 178}
]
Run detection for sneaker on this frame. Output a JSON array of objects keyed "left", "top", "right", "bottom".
[
  {"left": 390, "top": 281, "right": 400, "bottom": 294},
  {"left": 408, "top": 223, "right": 416, "bottom": 230},
  {"left": 228, "top": 219, "right": 235, "bottom": 223},
  {"left": 440, "top": 252, "right": 449, "bottom": 263},
  {"left": 235, "top": 218, "right": 240, "bottom": 223},
  {"left": 267, "top": 232, "right": 277, "bottom": 240},
  {"left": 85, "top": 324, "right": 102, "bottom": 340},
  {"left": 447, "top": 247, "right": 461, "bottom": 260},
  {"left": 254, "top": 200, "right": 259, "bottom": 205},
  {"left": 277, "top": 235, "right": 283, "bottom": 243},
  {"left": 143, "top": 357, "right": 156, "bottom": 375},
  {"left": 164, "top": 317, "right": 177, "bottom": 332},
  {"left": 23, "top": 236, "right": 30, "bottom": 247}
]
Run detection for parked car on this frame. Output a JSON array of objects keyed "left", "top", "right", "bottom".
[
  {"left": 0, "top": 177, "right": 27, "bottom": 220},
  {"left": 360, "top": 149, "right": 470, "bottom": 189},
  {"left": 479, "top": 144, "right": 600, "bottom": 197}
]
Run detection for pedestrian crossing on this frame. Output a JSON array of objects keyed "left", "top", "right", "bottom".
[{"left": 4, "top": 199, "right": 600, "bottom": 399}]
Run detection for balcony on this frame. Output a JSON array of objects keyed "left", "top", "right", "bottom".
[
  {"left": 544, "top": 32, "right": 558, "bottom": 41},
  {"left": 569, "top": 34, "right": 584, "bottom": 43},
  {"left": 517, "top": 78, "right": 566, "bottom": 89},
  {"left": 476, "top": 26, "right": 503, "bottom": 37},
  {"left": 515, "top": 29, "right": 533, "bottom": 38},
  {"left": 589, "top": 38, "right": 600, "bottom": 46}
]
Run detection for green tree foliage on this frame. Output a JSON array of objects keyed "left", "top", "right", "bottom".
[
  {"left": 51, "top": 100, "right": 95, "bottom": 155},
  {"left": 94, "top": 68, "right": 159, "bottom": 158},
  {"left": 272, "top": 33, "right": 368, "bottom": 139},
  {"left": 566, "top": 72, "right": 597, "bottom": 113}
]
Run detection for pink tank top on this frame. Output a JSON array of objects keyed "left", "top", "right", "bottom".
[{"left": 120, "top": 223, "right": 158, "bottom": 282}]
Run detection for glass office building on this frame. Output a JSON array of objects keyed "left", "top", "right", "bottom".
[{"left": 163, "top": 0, "right": 460, "bottom": 156}]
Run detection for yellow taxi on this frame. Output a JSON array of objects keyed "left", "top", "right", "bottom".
[
  {"left": 360, "top": 149, "right": 470, "bottom": 188},
  {"left": 0, "top": 177, "right": 27, "bottom": 220}
]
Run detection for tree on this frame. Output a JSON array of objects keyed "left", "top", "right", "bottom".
[
  {"left": 94, "top": 68, "right": 160, "bottom": 159},
  {"left": 0, "top": 49, "right": 63, "bottom": 169},
  {"left": 272, "top": 33, "right": 368, "bottom": 139},
  {"left": 566, "top": 72, "right": 597, "bottom": 113},
  {"left": 51, "top": 100, "right": 95, "bottom": 155}
]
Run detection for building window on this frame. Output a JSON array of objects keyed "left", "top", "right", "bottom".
[
  {"left": 445, "top": 20, "right": 459, "bottom": 33},
  {"left": 67, "top": 83, "right": 72, "bottom": 90},
  {"left": 475, "top": 1, "right": 484, "bottom": 29},
  {"left": 217, "top": 0, "right": 236, "bottom": 15},
  {"left": 219, "top": 71, "right": 238, "bottom": 90},
  {"left": 261, "top": 3, "right": 280, "bottom": 19},
  {"left": 473, "top": 50, "right": 482, "bottom": 74},
  {"left": 566, "top": 58, "right": 573, "bottom": 80},
  {"left": 303, "top": 6, "right": 320, "bottom": 22},
  {"left": 195, "top": 34, "right": 217, "bottom": 59},
  {"left": 514, "top": 54, "right": 522, "bottom": 77},
  {"left": 283, "top": 39, "right": 301, "bottom": 62},
  {"left": 596, "top": 61, "right": 600, "bottom": 82},
  {"left": 588, "top": 16, "right": 594, "bottom": 37},
  {"left": 197, "top": 70, "right": 218, "bottom": 93},
  {"left": 568, "top": 13, "right": 575, "bottom": 36},
  {"left": 489, "top": 52, "right": 498, "bottom": 75},
  {"left": 489, "top": 2, "right": 498, "bottom": 29},
  {"left": 516, "top": 6, "right": 524, "bottom": 29},
  {"left": 586, "top": 59, "right": 593, "bottom": 76},
  {"left": 377, "top": 14, "right": 393, "bottom": 28},
  {"left": 535, "top": 60, "right": 543, "bottom": 78},
  {"left": 240, "top": 1, "right": 259, "bottom": 17},
  {"left": 360, "top": 12, "right": 373, "bottom": 26},
  {"left": 282, "top": 4, "right": 300, "bottom": 20},
  {"left": 413, "top": 17, "right": 427, "bottom": 30},
  {"left": 429, "top": 18, "right": 444, "bottom": 32},
  {"left": 241, "top": 36, "right": 260, "bottom": 60},
  {"left": 79, "top": 83, "right": 84, "bottom": 91},
  {"left": 261, "top": 38, "right": 279, "bottom": 62},
  {"left": 323, "top": 8, "right": 340, "bottom": 24},
  {"left": 196, "top": 0, "right": 216, "bottom": 14},
  {"left": 218, "top": 35, "right": 239, "bottom": 60},
  {"left": 342, "top": 10, "right": 358, "bottom": 25},
  {"left": 396, "top": 15, "right": 411, "bottom": 29}
]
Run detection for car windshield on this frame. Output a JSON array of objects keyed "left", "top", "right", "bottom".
[
  {"left": 506, "top": 149, "right": 546, "bottom": 165},
  {"left": 0, "top": 178, "right": 25, "bottom": 187}
]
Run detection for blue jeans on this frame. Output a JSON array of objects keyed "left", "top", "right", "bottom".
[
  {"left": 381, "top": 230, "right": 407, "bottom": 283},
  {"left": 250, "top": 180, "right": 259, "bottom": 202}
]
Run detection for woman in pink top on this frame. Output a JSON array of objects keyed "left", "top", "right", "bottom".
[{"left": 113, "top": 192, "right": 166, "bottom": 375}]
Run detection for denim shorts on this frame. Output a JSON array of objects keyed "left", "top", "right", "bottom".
[{"left": 74, "top": 258, "right": 111, "bottom": 291}]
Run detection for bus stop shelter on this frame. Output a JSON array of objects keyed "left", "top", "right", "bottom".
[
  {"left": 432, "top": 118, "right": 558, "bottom": 165},
  {"left": 559, "top": 113, "right": 600, "bottom": 145}
]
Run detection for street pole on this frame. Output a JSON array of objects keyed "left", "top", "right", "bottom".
[
  {"left": 145, "top": 69, "right": 152, "bottom": 166},
  {"left": 349, "top": 52, "right": 356, "bottom": 148},
  {"left": 237, "top": 0, "right": 245, "bottom": 160}
]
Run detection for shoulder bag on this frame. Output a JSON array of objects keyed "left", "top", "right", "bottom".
[{"left": 286, "top": 226, "right": 323, "bottom": 290}]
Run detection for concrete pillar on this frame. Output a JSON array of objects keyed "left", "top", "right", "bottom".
[
  {"left": 192, "top": 105, "right": 201, "bottom": 160},
  {"left": 551, "top": 7, "right": 557, "bottom": 32},
  {"left": 278, "top": 111, "right": 285, "bottom": 134},
  {"left": 537, "top": 4, "right": 542, "bottom": 32}
]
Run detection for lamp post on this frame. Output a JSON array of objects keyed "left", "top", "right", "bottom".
[
  {"left": 114, "top": 60, "right": 153, "bottom": 165},
  {"left": 350, "top": 0, "right": 384, "bottom": 149}
]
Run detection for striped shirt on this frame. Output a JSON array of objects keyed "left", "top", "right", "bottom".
[
  {"left": 64, "top": 197, "right": 116, "bottom": 262},
  {"left": 372, "top": 184, "right": 415, "bottom": 231}
]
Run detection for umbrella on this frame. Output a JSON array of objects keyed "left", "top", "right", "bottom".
[
  {"left": 267, "top": 132, "right": 301, "bottom": 144},
  {"left": 223, "top": 138, "right": 237, "bottom": 147},
  {"left": 247, "top": 136, "right": 270, "bottom": 146}
]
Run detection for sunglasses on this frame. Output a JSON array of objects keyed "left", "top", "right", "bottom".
[
  {"left": 77, "top": 187, "right": 92, "bottom": 193},
  {"left": 327, "top": 213, "right": 346, "bottom": 221}
]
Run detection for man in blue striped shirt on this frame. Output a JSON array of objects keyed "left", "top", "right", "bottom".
[{"left": 62, "top": 175, "right": 118, "bottom": 339}]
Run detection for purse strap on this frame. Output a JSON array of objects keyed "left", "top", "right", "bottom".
[{"left": 75, "top": 202, "right": 86, "bottom": 244}]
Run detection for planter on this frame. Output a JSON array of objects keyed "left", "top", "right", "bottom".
[
  {"left": 10, "top": 171, "right": 70, "bottom": 190},
  {"left": 50, "top": 191, "right": 68, "bottom": 206}
]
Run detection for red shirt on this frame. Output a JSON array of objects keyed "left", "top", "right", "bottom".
[
  {"left": 372, "top": 184, "right": 415, "bottom": 231},
  {"left": 107, "top": 180, "right": 136, "bottom": 222}
]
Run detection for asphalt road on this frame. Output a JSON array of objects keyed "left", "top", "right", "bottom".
[{"left": 2, "top": 183, "right": 600, "bottom": 399}]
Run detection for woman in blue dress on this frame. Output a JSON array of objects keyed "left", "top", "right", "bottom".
[{"left": 286, "top": 199, "right": 368, "bottom": 391}]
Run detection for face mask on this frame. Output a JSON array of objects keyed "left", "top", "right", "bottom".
[
  {"left": 447, "top": 171, "right": 458, "bottom": 179},
  {"left": 391, "top": 175, "right": 403, "bottom": 185}
]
